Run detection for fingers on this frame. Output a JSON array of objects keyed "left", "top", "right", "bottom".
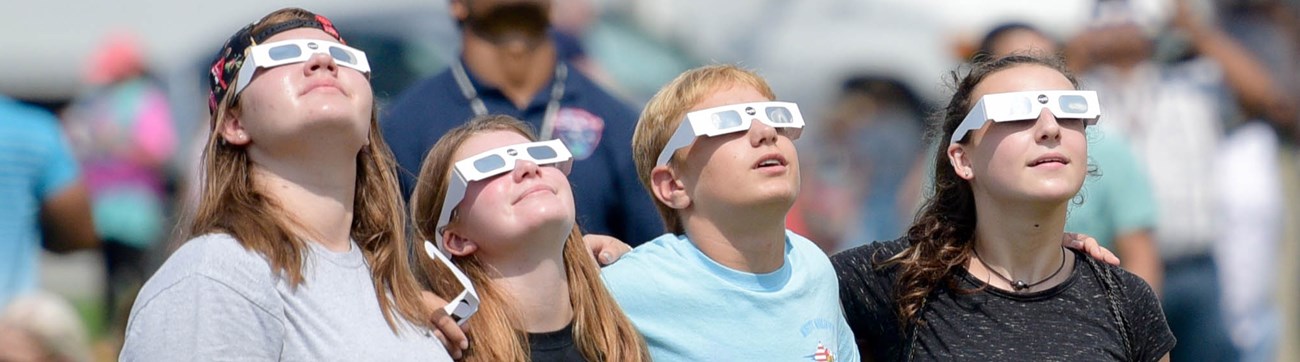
[
  {"left": 420, "top": 290, "right": 468, "bottom": 358},
  {"left": 433, "top": 312, "right": 468, "bottom": 358},
  {"left": 583, "top": 234, "right": 631, "bottom": 266},
  {"left": 1062, "top": 232, "right": 1086, "bottom": 250}
]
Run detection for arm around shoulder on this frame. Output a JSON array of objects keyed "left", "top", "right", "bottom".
[{"left": 121, "top": 275, "right": 283, "bottom": 361}]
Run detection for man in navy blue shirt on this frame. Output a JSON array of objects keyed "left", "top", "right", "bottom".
[{"left": 382, "top": 0, "right": 662, "bottom": 246}]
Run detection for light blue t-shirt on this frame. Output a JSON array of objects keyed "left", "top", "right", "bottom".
[
  {"left": 0, "top": 96, "right": 79, "bottom": 308},
  {"left": 603, "top": 230, "right": 860, "bottom": 362},
  {"left": 1067, "top": 129, "right": 1158, "bottom": 250}
]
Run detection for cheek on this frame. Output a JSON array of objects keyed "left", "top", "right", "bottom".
[
  {"left": 458, "top": 182, "right": 503, "bottom": 221},
  {"left": 240, "top": 73, "right": 295, "bottom": 114}
]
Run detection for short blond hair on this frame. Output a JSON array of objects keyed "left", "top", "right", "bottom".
[{"left": 631, "top": 64, "right": 776, "bottom": 234}]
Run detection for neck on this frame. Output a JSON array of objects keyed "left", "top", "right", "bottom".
[
  {"left": 967, "top": 193, "right": 1073, "bottom": 291},
  {"left": 249, "top": 151, "right": 357, "bottom": 252},
  {"left": 479, "top": 238, "right": 573, "bottom": 333},
  {"left": 461, "top": 33, "right": 557, "bottom": 109},
  {"left": 681, "top": 206, "right": 787, "bottom": 273}
]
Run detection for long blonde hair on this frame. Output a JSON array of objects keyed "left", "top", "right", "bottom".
[
  {"left": 410, "top": 115, "right": 650, "bottom": 361},
  {"left": 187, "top": 8, "right": 429, "bottom": 332}
]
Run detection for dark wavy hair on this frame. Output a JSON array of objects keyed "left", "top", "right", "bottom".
[{"left": 885, "top": 54, "right": 1079, "bottom": 328}]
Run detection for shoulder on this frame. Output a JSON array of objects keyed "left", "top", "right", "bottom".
[
  {"left": 602, "top": 233, "right": 681, "bottom": 283},
  {"left": 1082, "top": 258, "right": 1176, "bottom": 360},
  {"left": 0, "top": 99, "right": 64, "bottom": 140},
  {"left": 785, "top": 230, "right": 837, "bottom": 272},
  {"left": 831, "top": 237, "right": 908, "bottom": 274},
  {"left": 1111, "top": 265, "right": 1162, "bottom": 311},
  {"left": 1085, "top": 258, "right": 1159, "bottom": 303},
  {"left": 133, "top": 234, "right": 280, "bottom": 312}
]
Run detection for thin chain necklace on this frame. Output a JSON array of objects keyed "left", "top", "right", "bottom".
[{"left": 972, "top": 246, "right": 1066, "bottom": 292}]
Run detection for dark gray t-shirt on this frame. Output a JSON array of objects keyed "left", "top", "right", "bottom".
[
  {"left": 833, "top": 238, "right": 1175, "bottom": 361},
  {"left": 528, "top": 322, "right": 585, "bottom": 362},
  {"left": 120, "top": 233, "right": 451, "bottom": 361}
]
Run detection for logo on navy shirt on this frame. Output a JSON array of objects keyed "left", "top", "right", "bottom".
[{"left": 553, "top": 107, "right": 604, "bottom": 160}]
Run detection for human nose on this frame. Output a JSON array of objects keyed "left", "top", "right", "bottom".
[
  {"left": 748, "top": 119, "right": 778, "bottom": 146},
  {"left": 303, "top": 52, "right": 338, "bottom": 77},
  {"left": 511, "top": 159, "right": 542, "bottom": 182},
  {"left": 1035, "top": 108, "right": 1062, "bottom": 143}
]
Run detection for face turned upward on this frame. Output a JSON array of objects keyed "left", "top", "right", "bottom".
[
  {"left": 660, "top": 83, "right": 802, "bottom": 219},
  {"left": 948, "top": 64, "right": 1088, "bottom": 206},
  {"left": 221, "top": 28, "right": 373, "bottom": 157},
  {"left": 443, "top": 130, "right": 575, "bottom": 257}
]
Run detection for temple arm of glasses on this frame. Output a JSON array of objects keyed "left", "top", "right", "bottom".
[
  {"left": 656, "top": 121, "right": 701, "bottom": 166},
  {"left": 423, "top": 241, "right": 479, "bottom": 325}
]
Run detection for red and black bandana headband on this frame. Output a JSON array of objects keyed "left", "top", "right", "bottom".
[{"left": 208, "top": 10, "right": 344, "bottom": 114}]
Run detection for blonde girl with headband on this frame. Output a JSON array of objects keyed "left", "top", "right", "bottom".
[
  {"left": 120, "top": 8, "right": 451, "bottom": 360},
  {"left": 410, "top": 114, "right": 649, "bottom": 362},
  {"left": 833, "top": 54, "right": 1175, "bottom": 361}
]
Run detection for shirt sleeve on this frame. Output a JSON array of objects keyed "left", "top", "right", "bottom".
[
  {"left": 832, "top": 240, "right": 905, "bottom": 361},
  {"left": 120, "top": 275, "right": 283, "bottom": 361},
  {"left": 835, "top": 303, "right": 863, "bottom": 362},
  {"left": 34, "top": 114, "right": 79, "bottom": 200},
  {"left": 1117, "top": 270, "right": 1176, "bottom": 362}
]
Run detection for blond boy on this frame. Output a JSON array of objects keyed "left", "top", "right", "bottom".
[{"left": 602, "top": 64, "right": 859, "bottom": 361}]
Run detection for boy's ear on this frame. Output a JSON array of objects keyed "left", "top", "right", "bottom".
[
  {"left": 220, "top": 110, "right": 251, "bottom": 146},
  {"left": 947, "top": 143, "right": 974, "bottom": 180},
  {"left": 650, "top": 165, "right": 691, "bottom": 210},
  {"left": 444, "top": 231, "right": 478, "bottom": 257}
]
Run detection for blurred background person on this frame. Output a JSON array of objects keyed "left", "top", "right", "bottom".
[
  {"left": 1066, "top": 0, "right": 1289, "bottom": 360},
  {"left": 59, "top": 33, "right": 177, "bottom": 342},
  {"left": 1212, "top": 1, "right": 1300, "bottom": 360},
  {"left": 0, "top": 291, "right": 93, "bottom": 362},
  {"left": 383, "top": 0, "right": 663, "bottom": 246},
  {"left": 0, "top": 94, "right": 98, "bottom": 309},
  {"left": 977, "top": 21, "right": 1165, "bottom": 293},
  {"left": 791, "top": 76, "right": 928, "bottom": 252}
]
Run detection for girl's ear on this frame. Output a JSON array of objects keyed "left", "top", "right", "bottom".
[
  {"left": 444, "top": 230, "right": 478, "bottom": 257},
  {"left": 220, "top": 109, "right": 251, "bottom": 146},
  {"left": 649, "top": 165, "right": 690, "bottom": 210},
  {"left": 948, "top": 143, "right": 974, "bottom": 180}
]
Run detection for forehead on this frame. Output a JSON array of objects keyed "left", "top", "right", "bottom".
[
  {"left": 262, "top": 28, "right": 337, "bottom": 44},
  {"left": 970, "top": 64, "right": 1073, "bottom": 101},
  {"left": 690, "top": 83, "right": 772, "bottom": 113},
  {"left": 454, "top": 130, "right": 531, "bottom": 162}
]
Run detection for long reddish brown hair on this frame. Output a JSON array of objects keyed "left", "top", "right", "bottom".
[
  {"left": 187, "top": 8, "right": 429, "bottom": 332},
  {"left": 410, "top": 115, "right": 650, "bottom": 362}
]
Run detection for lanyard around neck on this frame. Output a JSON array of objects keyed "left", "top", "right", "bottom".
[{"left": 450, "top": 60, "right": 568, "bottom": 140}]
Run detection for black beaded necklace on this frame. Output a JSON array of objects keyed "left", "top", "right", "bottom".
[{"left": 973, "top": 247, "right": 1067, "bottom": 292}]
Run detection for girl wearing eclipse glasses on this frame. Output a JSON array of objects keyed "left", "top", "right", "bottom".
[
  {"left": 121, "top": 8, "right": 452, "bottom": 361},
  {"left": 833, "top": 54, "right": 1175, "bottom": 361},
  {"left": 409, "top": 115, "right": 649, "bottom": 362}
]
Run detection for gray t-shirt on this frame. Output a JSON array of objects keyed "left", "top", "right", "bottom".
[{"left": 120, "top": 233, "right": 451, "bottom": 361}]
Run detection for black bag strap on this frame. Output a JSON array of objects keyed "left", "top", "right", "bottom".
[{"left": 1084, "top": 255, "right": 1136, "bottom": 359}]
